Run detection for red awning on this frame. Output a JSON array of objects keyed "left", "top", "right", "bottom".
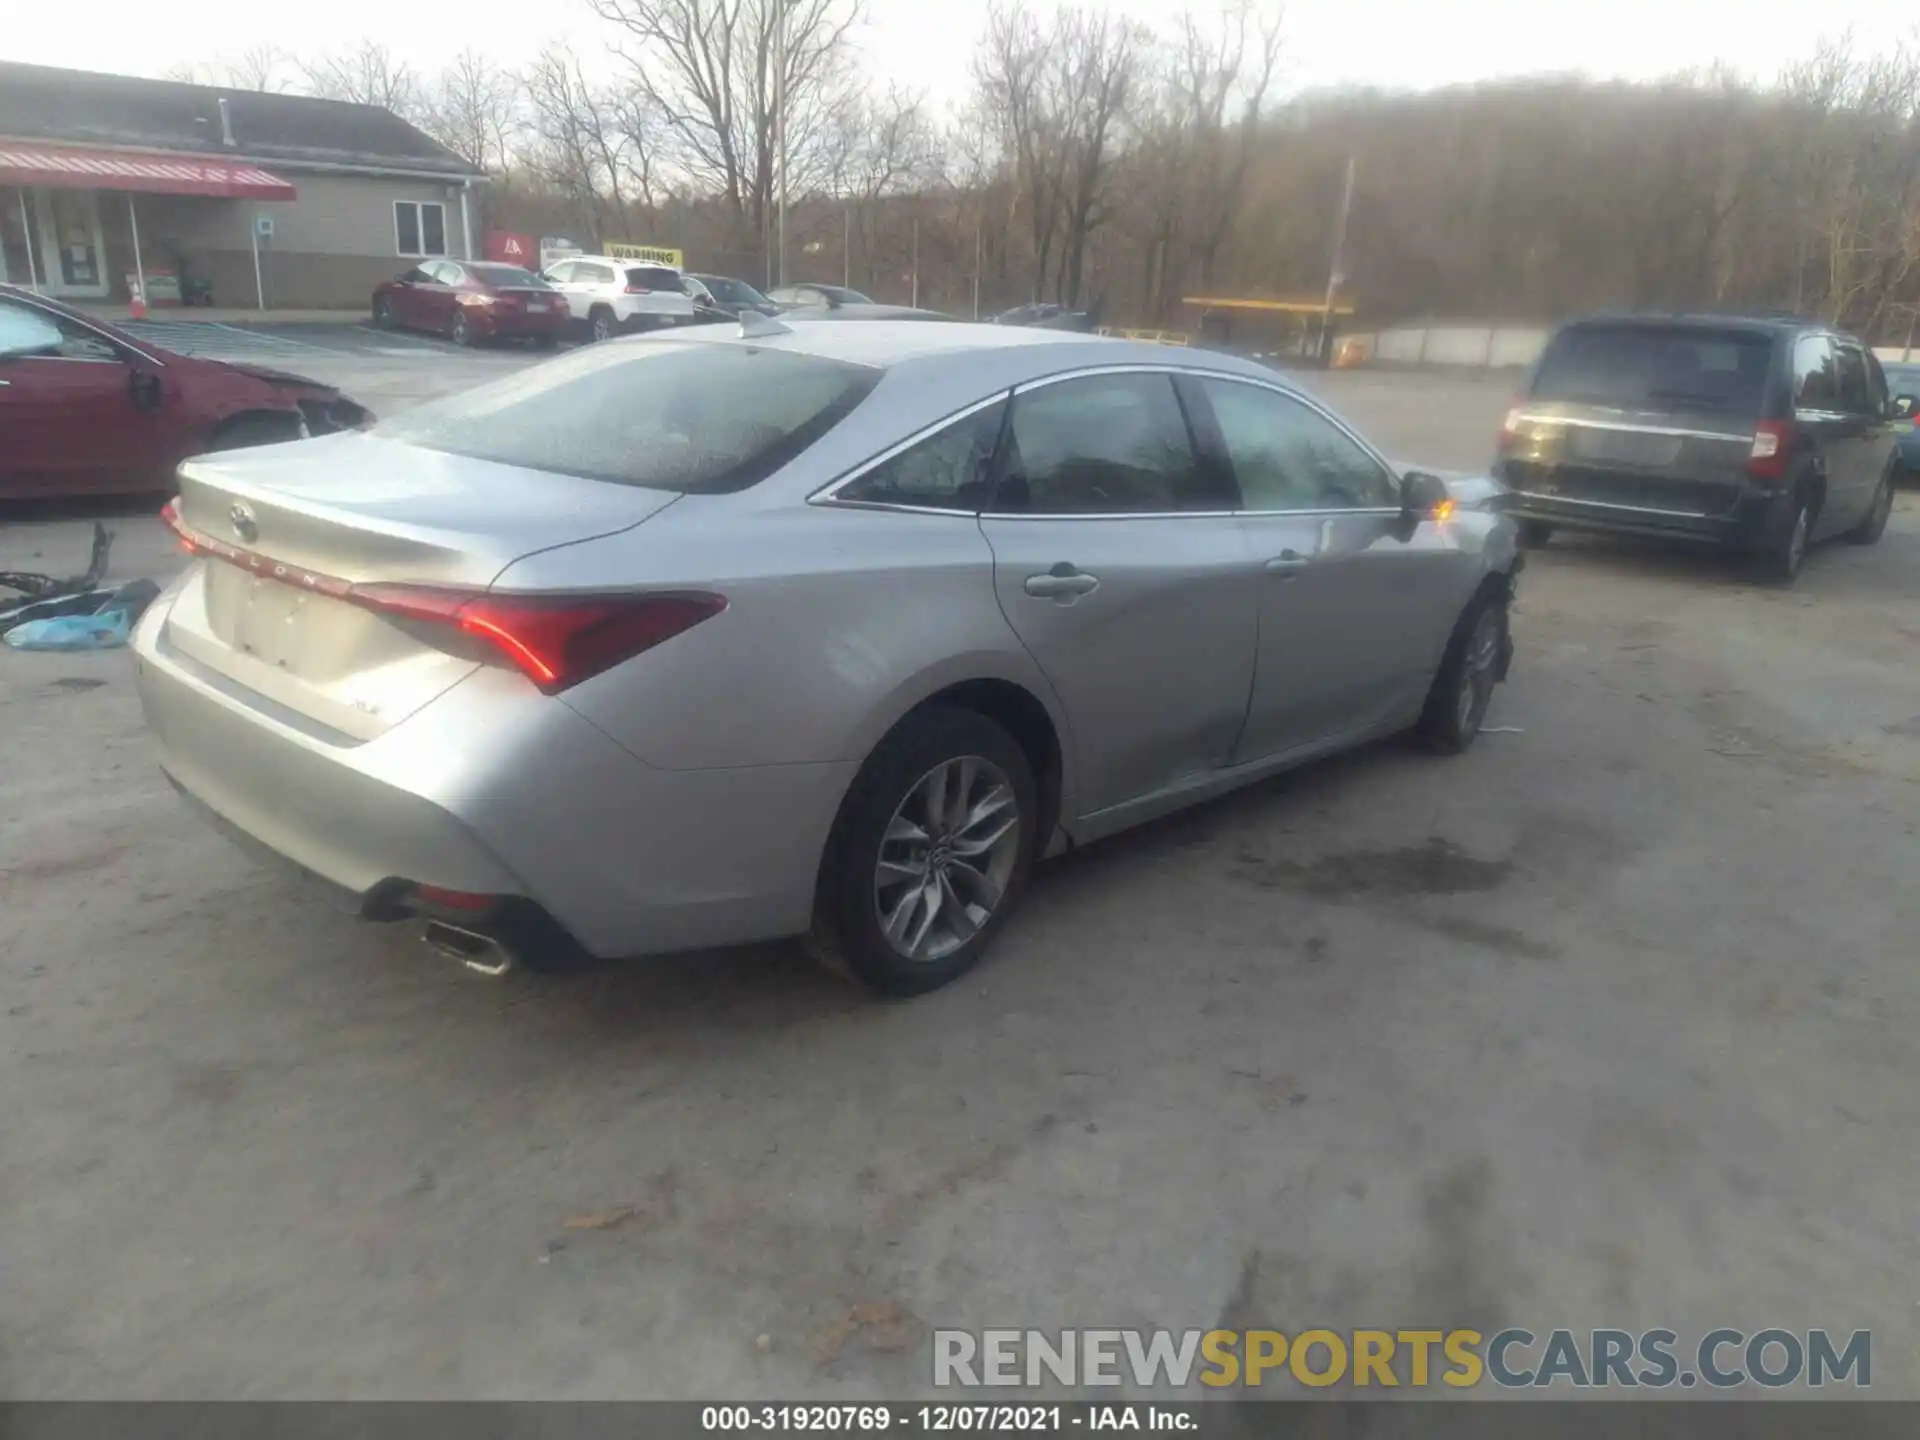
[{"left": 0, "top": 142, "right": 296, "bottom": 200}]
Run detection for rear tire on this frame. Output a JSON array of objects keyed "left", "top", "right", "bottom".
[
  {"left": 1517, "top": 519, "right": 1554, "bottom": 548},
  {"left": 806, "top": 706, "right": 1037, "bottom": 997},
  {"left": 1416, "top": 593, "right": 1509, "bottom": 755},
  {"left": 589, "top": 307, "right": 616, "bottom": 343},
  {"left": 372, "top": 297, "right": 395, "bottom": 330},
  {"left": 1844, "top": 469, "right": 1893, "bottom": 545},
  {"left": 1755, "top": 488, "right": 1811, "bottom": 584}
]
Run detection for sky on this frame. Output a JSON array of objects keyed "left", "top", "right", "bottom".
[{"left": 4, "top": 0, "right": 1914, "bottom": 116}]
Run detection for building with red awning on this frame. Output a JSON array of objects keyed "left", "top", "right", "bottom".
[{"left": 0, "top": 62, "right": 484, "bottom": 310}]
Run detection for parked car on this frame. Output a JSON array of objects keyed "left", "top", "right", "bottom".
[
  {"left": 138, "top": 319, "right": 1519, "bottom": 997},
  {"left": 540, "top": 256, "right": 697, "bottom": 341},
  {"left": 992, "top": 302, "right": 1095, "bottom": 332},
  {"left": 371, "top": 261, "right": 567, "bottom": 348},
  {"left": 1495, "top": 313, "right": 1902, "bottom": 582},
  {"left": 767, "top": 283, "right": 951, "bottom": 322},
  {"left": 685, "top": 272, "right": 780, "bottom": 320},
  {"left": 0, "top": 282, "right": 368, "bottom": 500},
  {"left": 1882, "top": 360, "right": 1920, "bottom": 478}
]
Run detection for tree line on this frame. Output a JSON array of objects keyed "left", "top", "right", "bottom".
[{"left": 170, "top": 12, "right": 1920, "bottom": 340}]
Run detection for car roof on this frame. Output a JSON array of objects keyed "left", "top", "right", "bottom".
[
  {"left": 1558, "top": 311, "right": 1839, "bottom": 341},
  {"left": 659, "top": 317, "right": 1293, "bottom": 385},
  {"left": 563, "top": 255, "right": 681, "bottom": 270}
]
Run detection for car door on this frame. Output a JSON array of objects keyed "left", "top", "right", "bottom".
[
  {"left": 0, "top": 298, "right": 171, "bottom": 497},
  {"left": 1789, "top": 334, "right": 1870, "bottom": 538},
  {"left": 1185, "top": 373, "right": 1469, "bottom": 760},
  {"left": 420, "top": 261, "right": 467, "bottom": 334},
  {"left": 384, "top": 266, "right": 430, "bottom": 329},
  {"left": 977, "top": 368, "right": 1257, "bottom": 820},
  {"left": 1833, "top": 339, "right": 1896, "bottom": 527}
]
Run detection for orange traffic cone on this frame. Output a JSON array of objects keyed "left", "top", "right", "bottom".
[{"left": 129, "top": 280, "right": 148, "bottom": 320}]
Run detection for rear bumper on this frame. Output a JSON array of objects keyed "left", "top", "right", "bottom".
[
  {"left": 131, "top": 591, "right": 855, "bottom": 959},
  {"left": 1496, "top": 468, "right": 1791, "bottom": 549}
]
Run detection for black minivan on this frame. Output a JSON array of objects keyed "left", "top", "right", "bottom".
[{"left": 1495, "top": 314, "right": 1916, "bottom": 582}]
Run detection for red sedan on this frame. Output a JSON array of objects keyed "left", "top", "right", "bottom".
[
  {"left": 371, "top": 261, "right": 569, "bottom": 347},
  {"left": 0, "top": 282, "right": 368, "bottom": 500}
]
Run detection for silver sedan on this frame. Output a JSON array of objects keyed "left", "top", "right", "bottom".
[{"left": 134, "top": 320, "right": 1520, "bottom": 996}]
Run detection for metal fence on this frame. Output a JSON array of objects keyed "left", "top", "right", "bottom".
[{"left": 1342, "top": 321, "right": 1920, "bottom": 372}]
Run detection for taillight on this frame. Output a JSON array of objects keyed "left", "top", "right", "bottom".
[
  {"left": 346, "top": 584, "right": 726, "bottom": 693},
  {"left": 1748, "top": 420, "right": 1795, "bottom": 483},
  {"left": 160, "top": 497, "right": 197, "bottom": 554},
  {"left": 1496, "top": 404, "right": 1524, "bottom": 453}
]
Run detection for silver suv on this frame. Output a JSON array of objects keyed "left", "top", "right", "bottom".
[{"left": 541, "top": 256, "right": 697, "bottom": 341}]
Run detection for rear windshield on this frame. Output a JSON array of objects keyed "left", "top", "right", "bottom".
[
  {"left": 627, "top": 266, "right": 685, "bottom": 292},
  {"left": 695, "top": 274, "right": 767, "bottom": 305},
  {"left": 470, "top": 264, "right": 546, "bottom": 287},
  {"left": 374, "top": 341, "right": 879, "bottom": 493},
  {"left": 1532, "top": 325, "right": 1773, "bottom": 413}
]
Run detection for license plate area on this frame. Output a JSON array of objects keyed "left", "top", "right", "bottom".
[{"left": 1569, "top": 427, "right": 1683, "bottom": 467}]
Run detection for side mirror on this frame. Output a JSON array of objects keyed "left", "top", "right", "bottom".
[
  {"left": 128, "top": 368, "right": 163, "bottom": 413},
  {"left": 1893, "top": 393, "right": 1917, "bottom": 419},
  {"left": 1395, "top": 469, "right": 1452, "bottom": 542}
]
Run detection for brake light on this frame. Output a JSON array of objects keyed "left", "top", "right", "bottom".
[
  {"left": 346, "top": 584, "right": 726, "bottom": 693},
  {"left": 159, "top": 497, "right": 197, "bottom": 553},
  {"left": 1496, "top": 404, "right": 1524, "bottom": 453},
  {"left": 1748, "top": 420, "right": 1795, "bottom": 482}
]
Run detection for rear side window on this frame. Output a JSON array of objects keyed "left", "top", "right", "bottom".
[
  {"left": 627, "top": 266, "right": 685, "bottom": 292},
  {"left": 1533, "top": 325, "right": 1773, "bottom": 414},
  {"left": 1792, "top": 336, "right": 1839, "bottom": 410},
  {"left": 1832, "top": 343, "right": 1876, "bottom": 415},
  {"left": 376, "top": 341, "right": 879, "bottom": 493},
  {"left": 838, "top": 400, "right": 1006, "bottom": 510},
  {"left": 470, "top": 263, "right": 543, "bottom": 287},
  {"left": 991, "top": 373, "right": 1205, "bottom": 514}
]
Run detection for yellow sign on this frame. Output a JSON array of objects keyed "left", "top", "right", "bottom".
[{"left": 604, "top": 242, "right": 685, "bottom": 267}]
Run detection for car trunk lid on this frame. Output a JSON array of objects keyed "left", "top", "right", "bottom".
[{"left": 160, "top": 432, "right": 679, "bottom": 740}]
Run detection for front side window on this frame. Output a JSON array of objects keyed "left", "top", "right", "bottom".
[
  {"left": 837, "top": 400, "right": 1006, "bottom": 511},
  {"left": 1200, "top": 377, "right": 1399, "bottom": 511},
  {"left": 991, "top": 373, "right": 1206, "bottom": 514},
  {"left": 377, "top": 341, "right": 879, "bottom": 493},
  {"left": 395, "top": 201, "right": 448, "bottom": 258}
]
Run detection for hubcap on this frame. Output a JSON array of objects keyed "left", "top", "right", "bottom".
[
  {"left": 1458, "top": 609, "right": 1502, "bottom": 731},
  {"left": 873, "top": 755, "right": 1021, "bottom": 963},
  {"left": 593, "top": 315, "right": 611, "bottom": 340}
]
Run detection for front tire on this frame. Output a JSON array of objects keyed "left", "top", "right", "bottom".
[
  {"left": 1517, "top": 519, "right": 1554, "bottom": 548},
  {"left": 1844, "top": 469, "right": 1893, "bottom": 545},
  {"left": 1416, "top": 593, "right": 1509, "bottom": 754},
  {"left": 449, "top": 311, "right": 475, "bottom": 347},
  {"left": 807, "top": 706, "right": 1037, "bottom": 997}
]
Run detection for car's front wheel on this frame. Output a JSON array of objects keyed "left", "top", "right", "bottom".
[
  {"left": 808, "top": 706, "right": 1037, "bottom": 997},
  {"left": 449, "top": 311, "right": 475, "bottom": 347},
  {"left": 1517, "top": 519, "right": 1554, "bottom": 548},
  {"left": 1416, "top": 591, "right": 1510, "bottom": 754}
]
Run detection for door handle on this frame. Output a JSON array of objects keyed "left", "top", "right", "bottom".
[
  {"left": 1264, "top": 549, "right": 1309, "bottom": 574},
  {"left": 1024, "top": 564, "right": 1100, "bottom": 599}
]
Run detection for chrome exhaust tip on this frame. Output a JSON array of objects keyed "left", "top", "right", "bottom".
[{"left": 422, "top": 919, "right": 516, "bottom": 977}]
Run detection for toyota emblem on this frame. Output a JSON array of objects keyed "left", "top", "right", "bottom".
[{"left": 229, "top": 502, "right": 258, "bottom": 544}]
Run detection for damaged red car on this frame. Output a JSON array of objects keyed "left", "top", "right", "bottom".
[{"left": 0, "top": 283, "right": 369, "bottom": 500}]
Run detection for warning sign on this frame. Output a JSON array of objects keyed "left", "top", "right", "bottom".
[
  {"left": 604, "top": 242, "right": 685, "bottom": 268},
  {"left": 486, "top": 230, "right": 539, "bottom": 268}
]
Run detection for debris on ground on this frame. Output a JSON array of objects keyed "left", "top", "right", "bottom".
[
  {"left": 2, "top": 526, "right": 161, "bottom": 652},
  {"left": 814, "top": 1300, "right": 921, "bottom": 1367},
  {"left": 562, "top": 1205, "right": 639, "bottom": 1231}
]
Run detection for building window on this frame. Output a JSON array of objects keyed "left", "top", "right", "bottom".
[{"left": 394, "top": 200, "right": 448, "bottom": 258}]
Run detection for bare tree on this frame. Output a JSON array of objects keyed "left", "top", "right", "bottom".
[
  {"left": 164, "top": 44, "right": 288, "bottom": 92},
  {"left": 1051, "top": 8, "right": 1145, "bottom": 306},
  {"left": 299, "top": 41, "right": 420, "bottom": 116},
  {"left": 419, "top": 51, "right": 524, "bottom": 176},
  {"left": 586, "top": 0, "right": 865, "bottom": 254}
]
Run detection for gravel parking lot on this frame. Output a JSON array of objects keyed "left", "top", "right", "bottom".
[{"left": 3, "top": 355, "right": 1917, "bottom": 1399}]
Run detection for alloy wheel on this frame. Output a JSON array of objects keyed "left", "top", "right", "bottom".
[
  {"left": 873, "top": 755, "right": 1022, "bottom": 963},
  {"left": 1457, "top": 607, "right": 1503, "bottom": 732}
]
